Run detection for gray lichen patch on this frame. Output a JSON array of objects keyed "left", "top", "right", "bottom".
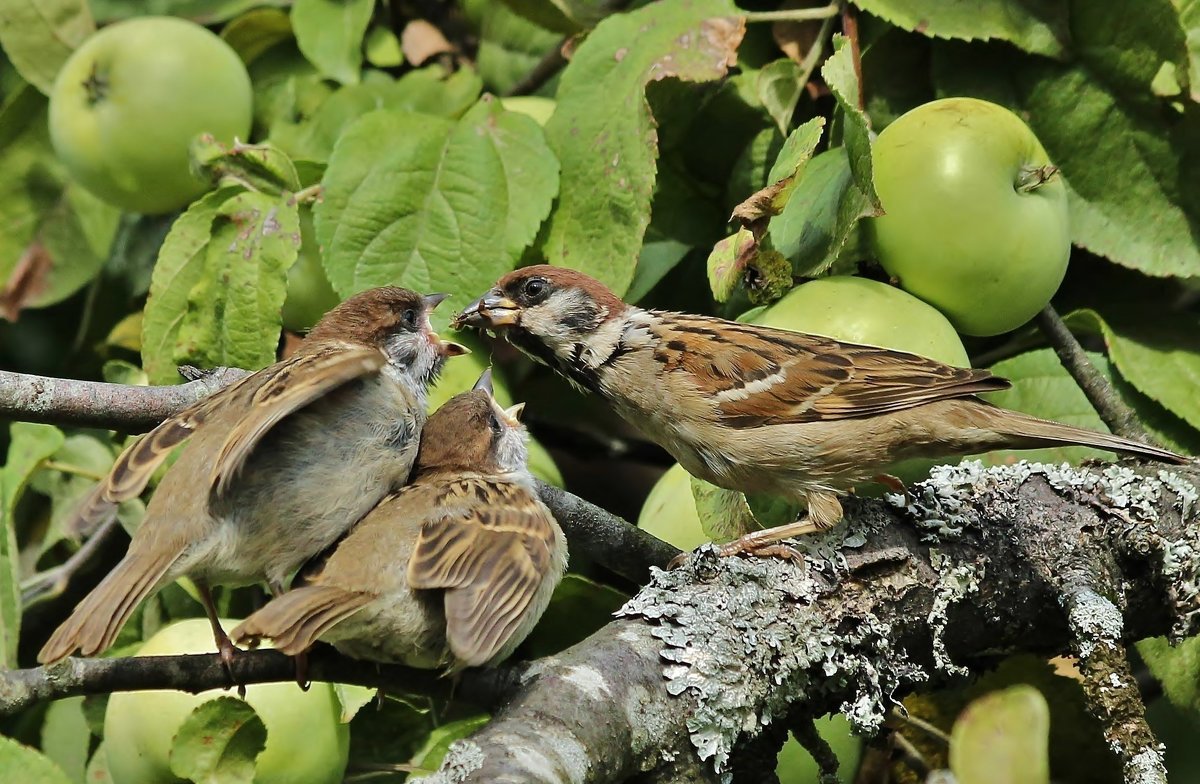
[
  {"left": 418, "top": 740, "right": 485, "bottom": 783},
  {"left": 891, "top": 460, "right": 1196, "bottom": 540},
  {"left": 927, "top": 550, "right": 981, "bottom": 677},
  {"left": 619, "top": 548, "right": 921, "bottom": 778},
  {"left": 1063, "top": 588, "right": 1124, "bottom": 659},
  {"left": 1125, "top": 746, "right": 1168, "bottom": 784}
]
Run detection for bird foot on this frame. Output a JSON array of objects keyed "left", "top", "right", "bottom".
[
  {"left": 214, "top": 634, "right": 246, "bottom": 698},
  {"left": 716, "top": 537, "right": 804, "bottom": 561}
]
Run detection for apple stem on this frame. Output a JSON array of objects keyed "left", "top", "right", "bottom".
[
  {"left": 1016, "top": 164, "right": 1060, "bottom": 193},
  {"left": 82, "top": 63, "right": 108, "bottom": 106}
]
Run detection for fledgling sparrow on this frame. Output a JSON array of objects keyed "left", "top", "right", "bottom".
[
  {"left": 39, "top": 287, "right": 467, "bottom": 666},
  {"left": 232, "top": 370, "right": 567, "bottom": 671},
  {"left": 453, "top": 265, "right": 1187, "bottom": 558}
]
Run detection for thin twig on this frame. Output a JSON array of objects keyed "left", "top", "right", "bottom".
[
  {"left": 744, "top": 5, "right": 840, "bottom": 23},
  {"left": 0, "top": 647, "right": 522, "bottom": 718},
  {"left": 891, "top": 731, "right": 931, "bottom": 777},
  {"left": 1034, "top": 305, "right": 1152, "bottom": 442},
  {"left": 790, "top": 713, "right": 841, "bottom": 783},
  {"left": 21, "top": 517, "right": 122, "bottom": 607},
  {"left": 504, "top": 38, "right": 569, "bottom": 97},
  {"left": 42, "top": 460, "right": 107, "bottom": 481},
  {"left": 839, "top": 2, "right": 864, "bottom": 112},
  {"left": 889, "top": 707, "right": 950, "bottom": 745}
]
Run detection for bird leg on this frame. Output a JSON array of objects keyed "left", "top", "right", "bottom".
[
  {"left": 873, "top": 473, "right": 910, "bottom": 500},
  {"left": 196, "top": 580, "right": 243, "bottom": 695},
  {"left": 266, "top": 578, "right": 311, "bottom": 691},
  {"left": 716, "top": 491, "right": 843, "bottom": 560}
]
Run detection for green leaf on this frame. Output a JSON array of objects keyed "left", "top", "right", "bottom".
[
  {"left": 542, "top": 0, "right": 744, "bottom": 295},
  {"left": 852, "top": 0, "right": 1070, "bottom": 59},
  {"left": 821, "top": 35, "right": 880, "bottom": 210},
  {"left": 931, "top": 4, "right": 1200, "bottom": 279},
  {"left": 142, "top": 188, "right": 242, "bottom": 385},
  {"left": 625, "top": 236, "right": 690, "bottom": 303},
  {"left": 690, "top": 476, "right": 761, "bottom": 544},
  {"left": 169, "top": 697, "right": 267, "bottom": 784},
  {"left": 34, "top": 434, "right": 118, "bottom": 557},
  {"left": 333, "top": 684, "right": 377, "bottom": 723},
  {"left": 408, "top": 714, "right": 490, "bottom": 774},
  {"left": 32, "top": 183, "right": 121, "bottom": 310},
  {"left": 768, "top": 147, "right": 876, "bottom": 277},
  {"left": 497, "top": 0, "right": 607, "bottom": 34},
  {"left": 0, "top": 0, "right": 94, "bottom": 94},
  {"left": 1067, "top": 308, "right": 1200, "bottom": 434},
  {"left": 1138, "top": 635, "right": 1200, "bottom": 714},
  {"left": 1177, "top": 0, "right": 1200, "bottom": 101},
  {"left": 730, "top": 116, "right": 825, "bottom": 227},
  {"left": 365, "top": 26, "right": 403, "bottom": 68},
  {"left": 291, "top": 0, "right": 373, "bottom": 84},
  {"left": 41, "top": 697, "right": 90, "bottom": 784},
  {"left": 0, "top": 735, "right": 73, "bottom": 784},
  {"left": 91, "top": 0, "right": 283, "bottom": 24},
  {"left": 949, "top": 685, "right": 1051, "bottom": 784},
  {"left": 476, "top": 1, "right": 561, "bottom": 94},
  {"left": 191, "top": 137, "right": 302, "bottom": 195},
  {"left": 756, "top": 59, "right": 802, "bottom": 135},
  {"left": 522, "top": 574, "right": 629, "bottom": 658},
  {"left": 2, "top": 423, "right": 65, "bottom": 667},
  {"left": 346, "top": 695, "right": 433, "bottom": 781},
  {"left": 220, "top": 7, "right": 293, "bottom": 65},
  {"left": 316, "top": 97, "right": 558, "bottom": 320},
  {"left": 175, "top": 191, "right": 301, "bottom": 373}
]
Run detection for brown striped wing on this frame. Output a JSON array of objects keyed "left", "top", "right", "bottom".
[
  {"left": 650, "top": 313, "right": 1010, "bottom": 428},
  {"left": 208, "top": 345, "right": 385, "bottom": 499},
  {"left": 407, "top": 479, "right": 558, "bottom": 667}
]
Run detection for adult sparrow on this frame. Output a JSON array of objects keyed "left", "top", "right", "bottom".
[
  {"left": 453, "top": 265, "right": 1186, "bottom": 557},
  {"left": 232, "top": 370, "right": 567, "bottom": 671},
  {"left": 39, "top": 287, "right": 466, "bottom": 665}
]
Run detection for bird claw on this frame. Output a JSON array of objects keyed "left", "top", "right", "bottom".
[{"left": 716, "top": 537, "right": 804, "bottom": 561}]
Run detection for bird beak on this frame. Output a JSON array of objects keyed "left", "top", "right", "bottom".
[
  {"left": 501, "top": 402, "right": 526, "bottom": 426},
  {"left": 473, "top": 367, "right": 494, "bottom": 394},
  {"left": 452, "top": 290, "right": 521, "bottom": 329},
  {"left": 436, "top": 337, "right": 469, "bottom": 357},
  {"left": 423, "top": 292, "right": 451, "bottom": 311}
]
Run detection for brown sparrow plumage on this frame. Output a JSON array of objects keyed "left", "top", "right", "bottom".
[
  {"left": 38, "top": 287, "right": 466, "bottom": 665},
  {"left": 453, "top": 265, "right": 1186, "bottom": 557},
  {"left": 232, "top": 370, "right": 567, "bottom": 670}
]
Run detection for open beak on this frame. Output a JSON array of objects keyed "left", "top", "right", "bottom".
[
  {"left": 452, "top": 290, "right": 521, "bottom": 330},
  {"left": 500, "top": 402, "right": 525, "bottom": 427},
  {"left": 423, "top": 292, "right": 451, "bottom": 311}
]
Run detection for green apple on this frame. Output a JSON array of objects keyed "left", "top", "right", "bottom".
[
  {"left": 638, "top": 464, "right": 708, "bottom": 551},
  {"left": 747, "top": 276, "right": 970, "bottom": 367},
  {"left": 49, "top": 17, "right": 253, "bottom": 214},
  {"left": 281, "top": 207, "right": 341, "bottom": 332},
  {"left": 868, "top": 97, "right": 1070, "bottom": 337},
  {"left": 103, "top": 618, "right": 349, "bottom": 784},
  {"left": 499, "top": 96, "right": 556, "bottom": 126}
]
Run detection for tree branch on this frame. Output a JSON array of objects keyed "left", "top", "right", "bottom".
[
  {"left": 0, "top": 367, "right": 248, "bottom": 433},
  {"left": 417, "top": 460, "right": 1199, "bottom": 783},
  {"left": 1035, "top": 305, "right": 1150, "bottom": 442},
  {"left": 0, "top": 646, "right": 521, "bottom": 717}
]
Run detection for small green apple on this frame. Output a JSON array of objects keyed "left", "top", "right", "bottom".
[
  {"left": 748, "top": 276, "right": 970, "bottom": 367},
  {"left": 49, "top": 17, "right": 253, "bottom": 214},
  {"left": 868, "top": 97, "right": 1070, "bottom": 337},
  {"left": 103, "top": 618, "right": 349, "bottom": 784},
  {"left": 281, "top": 207, "right": 341, "bottom": 332}
]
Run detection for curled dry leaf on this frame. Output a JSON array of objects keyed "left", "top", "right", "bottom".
[
  {"left": 0, "top": 241, "right": 53, "bottom": 321},
  {"left": 772, "top": 1, "right": 827, "bottom": 64},
  {"left": 401, "top": 20, "right": 454, "bottom": 66}
]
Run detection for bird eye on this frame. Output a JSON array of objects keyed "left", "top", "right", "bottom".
[
  {"left": 400, "top": 308, "right": 417, "bottom": 328},
  {"left": 522, "top": 277, "right": 548, "bottom": 301}
]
